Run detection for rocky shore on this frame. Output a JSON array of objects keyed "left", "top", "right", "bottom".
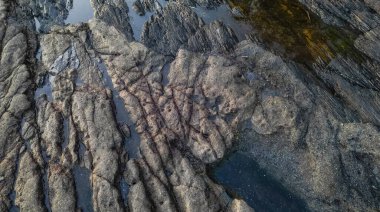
[{"left": 0, "top": 0, "right": 379, "bottom": 211}]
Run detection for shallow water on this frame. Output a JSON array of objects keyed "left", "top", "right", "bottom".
[
  {"left": 8, "top": 191, "right": 19, "bottom": 212},
  {"left": 42, "top": 171, "right": 52, "bottom": 212},
  {"left": 73, "top": 165, "right": 93, "bottom": 212},
  {"left": 65, "top": 0, "right": 94, "bottom": 24},
  {"left": 228, "top": 0, "right": 364, "bottom": 64},
  {"left": 125, "top": 0, "right": 154, "bottom": 40},
  {"left": 125, "top": 0, "right": 168, "bottom": 40},
  {"left": 210, "top": 152, "right": 308, "bottom": 212},
  {"left": 119, "top": 177, "right": 130, "bottom": 207},
  {"left": 192, "top": 4, "right": 252, "bottom": 41},
  {"left": 34, "top": 74, "right": 54, "bottom": 102}
]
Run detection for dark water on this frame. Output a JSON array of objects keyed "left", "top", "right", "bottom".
[
  {"left": 228, "top": 0, "right": 364, "bottom": 64},
  {"left": 42, "top": 170, "right": 52, "bottom": 212},
  {"left": 119, "top": 177, "right": 130, "bottom": 207},
  {"left": 210, "top": 152, "right": 308, "bottom": 212},
  {"left": 73, "top": 165, "right": 93, "bottom": 212},
  {"left": 8, "top": 191, "right": 19, "bottom": 212}
]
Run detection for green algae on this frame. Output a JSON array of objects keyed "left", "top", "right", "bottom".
[{"left": 228, "top": 0, "right": 366, "bottom": 64}]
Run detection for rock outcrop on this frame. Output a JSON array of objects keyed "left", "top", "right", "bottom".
[{"left": 0, "top": 0, "right": 379, "bottom": 211}]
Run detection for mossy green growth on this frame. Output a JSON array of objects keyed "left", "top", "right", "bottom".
[{"left": 228, "top": 0, "right": 366, "bottom": 64}]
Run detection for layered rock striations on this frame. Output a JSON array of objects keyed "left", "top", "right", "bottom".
[{"left": 0, "top": 0, "right": 379, "bottom": 211}]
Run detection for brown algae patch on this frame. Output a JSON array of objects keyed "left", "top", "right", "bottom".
[{"left": 228, "top": 0, "right": 365, "bottom": 64}]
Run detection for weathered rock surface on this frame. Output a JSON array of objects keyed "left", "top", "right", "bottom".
[
  {"left": 298, "top": 0, "right": 380, "bottom": 32},
  {"left": 17, "top": 0, "right": 72, "bottom": 32},
  {"left": 90, "top": 0, "right": 134, "bottom": 40},
  {"left": 141, "top": 2, "right": 239, "bottom": 56},
  {"left": 0, "top": 0, "right": 380, "bottom": 211},
  {"left": 132, "top": 0, "right": 164, "bottom": 15},
  {"left": 233, "top": 40, "right": 380, "bottom": 211},
  {"left": 141, "top": 2, "right": 205, "bottom": 56},
  {"left": 0, "top": 0, "right": 38, "bottom": 210},
  {"left": 355, "top": 26, "right": 380, "bottom": 63},
  {"left": 90, "top": 19, "right": 254, "bottom": 210}
]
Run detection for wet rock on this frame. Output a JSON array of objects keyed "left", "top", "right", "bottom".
[
  {"left": 298, "top": 0, "right": 380, "bottom": 32},
  {"left": 231, "top": 7, "right": 245, "bottom": 18},
  {"left": 132, "top": 0, "right": 146, "bottom": 16},
  {"left": 228, "top": 199, "right": 255, "bottom": 212},
  {"left": 120, "top": 123, "right": 132, "bottom": 138},
  {"left": 355, "top": 27, "right": 380, "bottom": 63},
  {"left": 141, "top": 2, "right": 205, "bottom": 55},
  {"left": 315, "top": 57, "right": 380, "bottom": 125},
  {"left": 174, "top": 0, "right": 223, "bottom": 8},
  {"left": 90, "top": 0, "right": 134, "bottom": 40},
  {"left": 338, "top": 123, "right": 380, "bottom": 206},
  {"left": 186, "top": 21, "right": 239, "bottom": 53},
  {"left": 134, "top": 0, "right": 163, "bottom": 14},
  {"left": 229, "top": 39, "right": 380, "bottom": 211},
  {"left": 18, "top": 0, "right": 72, "bottom": 32},
  {"left": 364, "top": 0, "right": 380, "bottom": 14},
  {"left": 142, "top": 3, "right": 241, "bottom": 55}
]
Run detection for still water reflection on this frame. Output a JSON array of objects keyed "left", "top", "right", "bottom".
[
  {"left": 65, "top": 0, "right": 94, "bottom": 24},
  {"left": 210, "top": 152, "right": 308, "bottom": 212}
]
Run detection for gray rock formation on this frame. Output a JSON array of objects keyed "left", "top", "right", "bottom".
[
  {"left": 298, "top": 0, "right": 380, "bottom": 32},
  {"left": 0, "top": 0, "right": 379, "bottom": 211},
  {"left": 90, "top": 0, "right": 134, "bottom": 40}
]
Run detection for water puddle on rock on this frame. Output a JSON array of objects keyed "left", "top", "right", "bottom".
[
  {"left": 42, "top": 172, "right": 52, "bottom": 212},
  {"left": 210, "top": 152, "right": 308, "bottom": 212},
  {"left": 125, "top": 0, "right": 168, "bottom": 40},
  {"left": 33, "top": 0, "right": 93, "bottom": 31},
  {"left": 8, "top": 191, "right": 19, "bottom": 212},
  {"left": 65, "top": 0, "right": 94, "bottom": 24},
  {"left": 119, "top": 177, "right": 129, "bottom": 207},
  {"left": 73, "top": 165, "right": 93, "bottom": 212},
  {"left": 35, "top": 74, "right": 54, "bottom": 102},
  {"left": 192, "top": 4, "right": 252, "bottom": 41},
  {"left": 125, "top": 0, "right": 154, "bottom": 40},
  {"left": 61, "top": 117, "right": 70, "bottom": 150},
  {"left": 34, "top": 17, "right": 41, "bottom": 32},
  {"left": 161, "top": 62, "right": 171, "bottom": 86}
]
